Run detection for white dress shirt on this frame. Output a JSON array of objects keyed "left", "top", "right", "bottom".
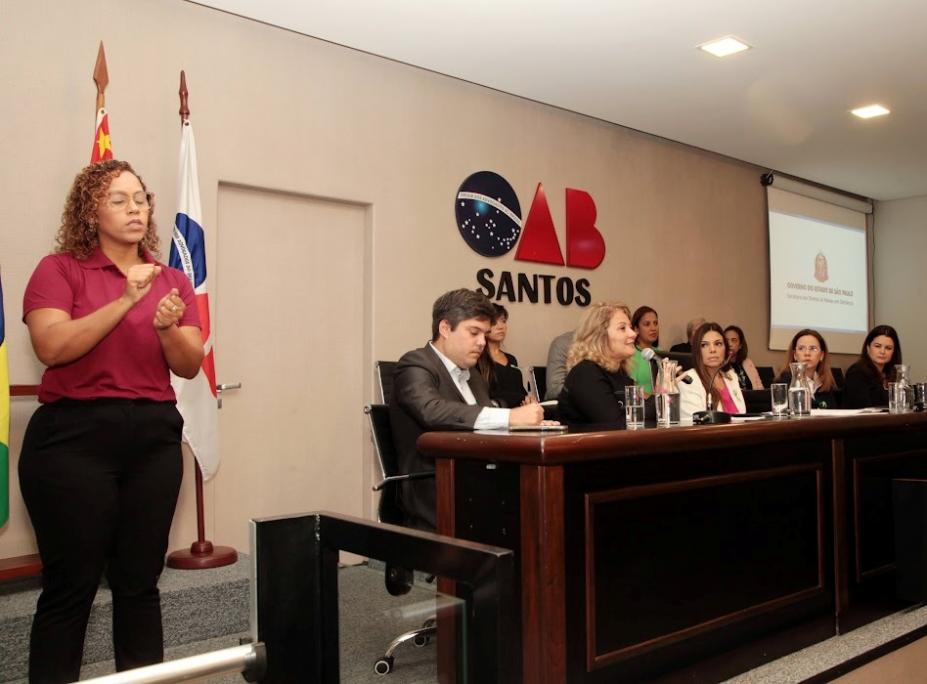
[{"left": 429, "top": 343, "right": 509, "bottom": 430}]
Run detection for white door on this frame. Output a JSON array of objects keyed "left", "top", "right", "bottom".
[{"left": 207, "top": 183, "right": 369, "bottom": 551}]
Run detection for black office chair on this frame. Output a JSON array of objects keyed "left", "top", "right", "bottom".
[
  {"left": 832, "top": 367, "right": 845, "bottom": 389},
  {"left": 742, "top": 389, "right": 772, "bottom": 413},
  {"left": 756, "top": 366, "right": 776, "bottom": 388},
  {"left": 364, "top": 404, "right": 436, "bottom": 675},
  {"left": 663, "top": 351, "right": 693, "bottom": 372},
  {"left": 376, "top": 360, "right": 398, "bottom": 404},
  {"left": 528, "top": 365, "right": 547, "bottom": 402}
]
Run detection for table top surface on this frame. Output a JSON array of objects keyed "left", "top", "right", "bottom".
[{"left": 418, "top": 410, "right": 927, "bottom": 465}]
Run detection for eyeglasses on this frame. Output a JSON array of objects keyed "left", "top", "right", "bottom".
[
  {"left": 796, "top": 345, "right": 820, "bottom": 353},
  {"left": 106, "top": 191, "right": 152, "bottom": 211}
]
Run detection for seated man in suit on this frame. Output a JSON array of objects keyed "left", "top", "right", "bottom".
[{"left": 390, "top": 289, "right": 545, "bottom": 530}]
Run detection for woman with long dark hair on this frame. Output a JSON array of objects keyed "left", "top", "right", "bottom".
[
  {"left": 723, "top": 325, "right": 763, "bottom": 390},
  {"left": 678, "top": 322, "right": 746, "bottom": 420},
  {"left": 843, "top": 325, "right": 902, "bottom": 408},
  {"left": 477, "top": 303, "right": 527, "bottom": 407}
]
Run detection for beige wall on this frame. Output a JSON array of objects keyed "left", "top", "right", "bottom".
[
  {"left": 873, "top": 195, "right": 927, "bottom": 379},
  {"left": 0, "top": 0, "right": 860, "bottom": 557}
]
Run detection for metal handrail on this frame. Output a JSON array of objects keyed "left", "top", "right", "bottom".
[{"left": 73, "top": 643, "right": 265, "bottom": 684}]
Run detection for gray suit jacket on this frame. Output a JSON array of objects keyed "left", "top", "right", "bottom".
[
  {"left": 544, "top": 330, "right": 575, "bottom": 401},
  {"left": 389, "top": 345, "right": 492, "bottom": 530}
]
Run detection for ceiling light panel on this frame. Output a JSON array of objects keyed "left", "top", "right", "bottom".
[
  {"left": 851, "top": 104, "right": 890, "bottom": 119},
  {"left": 698, "top": 36, "right": 751, "bottom": 58}
]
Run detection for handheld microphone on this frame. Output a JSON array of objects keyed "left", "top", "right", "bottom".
[{"left": 692, "top": 351, "right": 735, "bottom": 425}]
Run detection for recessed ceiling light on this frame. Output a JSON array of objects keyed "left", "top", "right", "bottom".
[
  {"left": 698, "top": 36, "right": 751, "bottom": 58},
  {"left": 851, "top": 104, "right": 890, "bottom": 119}
]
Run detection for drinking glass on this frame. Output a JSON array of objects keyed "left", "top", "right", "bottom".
[
  {"left": 888, "top": 382, "right": 906, "bottom": 414},
  {"left": 770, "top": 383, "right": 788, "bottom": 417},
  {"left": 915, "top": 383, "right": 927, "bottom": 409},
  {"left": 655, "top": 393, "right": 680, "bottom": 426},
  {"left": 624, "top": 385, "right": 645, "bottom": 429}
]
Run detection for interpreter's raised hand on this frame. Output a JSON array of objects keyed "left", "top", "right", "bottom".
[
  {"left": 509, "top": 402, "right": 545, "bottom": 427},
  {"left": 153, "top": 288, "right": 185, "bottom": 330},
  {"left": 123, "top": 264, "right": 162, "bottom": 305}
]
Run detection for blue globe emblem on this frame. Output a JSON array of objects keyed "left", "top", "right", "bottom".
[{"left": 455, "top": 171, "right": 522, "bottom": 257}]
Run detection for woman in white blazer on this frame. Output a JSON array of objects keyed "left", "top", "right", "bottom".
[{"left": 678, "top": 322, "right": 746, "bottom": 421}]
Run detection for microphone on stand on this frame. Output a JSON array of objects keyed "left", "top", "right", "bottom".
[
  {"left": 692, "top": 350, "right": 735, "bottom": 425},
  {"left": 641, "top": 347, "right": 658, "bottom": 391}
]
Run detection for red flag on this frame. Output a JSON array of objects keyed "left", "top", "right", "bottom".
[
  {"left": 90, "top": 42, "right": 111, "bottom": 164},
  {"left": 90, "top": 108, "right": 113, "bottom": 163}
]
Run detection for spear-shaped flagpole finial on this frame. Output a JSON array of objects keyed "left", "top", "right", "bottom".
[
  {"left": 179, "top": 70, "right": 190, "bottom": 123},
  {"left": 93, "top": 41, "right": 109, "bottom": 112}
]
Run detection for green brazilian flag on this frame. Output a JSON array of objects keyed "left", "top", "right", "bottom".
[{"left": 1, "top": 273, "right": 8, "bottom": 526}]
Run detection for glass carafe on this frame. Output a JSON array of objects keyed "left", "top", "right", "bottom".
[
  {"left": 654, "top": 358, "right": 680, "bottom": 425},
  {"left": 788, "top": 362, "right": 812, "bottom": 416}
]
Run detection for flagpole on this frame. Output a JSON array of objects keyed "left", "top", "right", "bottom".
[{"left": 166, "top": 71, "right": 237, "bottom": 570}]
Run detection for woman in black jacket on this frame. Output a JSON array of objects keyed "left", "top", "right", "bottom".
[
  {"left": 844, "top": 325, "right": 902, "bottom": 408},
  {"left": 558, "top": 301, "right": 653, "bottom": 428},
  {"left": 773, "top": 329, "right": 840, "bottom": 409},
  {"left": 477, "top": 304, "right": 528, "bottom": 407}
]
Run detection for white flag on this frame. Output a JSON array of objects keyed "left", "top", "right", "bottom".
[{"left": 169, "top": 120, "right": 220, "bottom": 480}]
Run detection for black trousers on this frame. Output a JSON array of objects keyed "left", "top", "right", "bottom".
[{"left": 18, "top": 400, "right": 184, "bottom": 684}]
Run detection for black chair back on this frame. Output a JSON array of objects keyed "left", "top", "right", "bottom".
[
  {"left": 662, "top": 351, "right": 693, "bottom": 371},
  {"left": 832, "top": 367, "right": 845, "bottom": 390},
  {"left": 756, "top": 366, "right": 776, "bottom": 387},
  {"left": 376, "top": 360, "right": 397, "bottom": 405},
  {"left": 365, "top": 404, "right": 404, "bottom": 526},
  {"left": 529, "top": 366, "right": 547, "bottom": 402},
  {"left": 742, "top": 389, "right": 772, "bottom": 413}
]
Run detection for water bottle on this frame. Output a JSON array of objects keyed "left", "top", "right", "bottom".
[
  {"left": 893, "top": 364, "right": 913, "bottom": 413},
  {"left": 789, "top": 362, "right": 811, "bottom": 416}
]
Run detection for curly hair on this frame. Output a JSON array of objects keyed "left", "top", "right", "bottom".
[
  {"left": 566, "top": 302, "right": 632, "bottom": 374},
  {"left": 56, "top": 160, "right": 160, "bottom": 259}
]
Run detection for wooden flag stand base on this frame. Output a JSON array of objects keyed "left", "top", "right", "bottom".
[{"left": 167, "top": 461, "right": 237, "bottom": 570}]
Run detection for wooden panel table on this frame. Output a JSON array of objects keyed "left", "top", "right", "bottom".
[{"left": 420, "top": 412, "right": 927, "bottom": 683}]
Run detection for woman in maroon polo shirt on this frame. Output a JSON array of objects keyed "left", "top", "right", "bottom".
[{"left": 19, "top": 160, "right": 204, "bottom": 684}]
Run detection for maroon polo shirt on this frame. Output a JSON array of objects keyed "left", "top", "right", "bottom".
[{"left": 23, "top": 248, "right": 200, "bottom": 403}]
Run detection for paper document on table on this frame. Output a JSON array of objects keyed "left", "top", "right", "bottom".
[{"left": 810, "top": 408, "right": 888, "bottom": 417}]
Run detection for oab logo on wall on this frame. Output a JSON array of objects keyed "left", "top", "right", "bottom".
[{"left": 454, "top": 171, "right": 605, "bottom": 307}]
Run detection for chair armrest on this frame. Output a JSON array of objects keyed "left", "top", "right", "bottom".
[{"left": 372, "top": 471, "right": 435, "bottom": 491}]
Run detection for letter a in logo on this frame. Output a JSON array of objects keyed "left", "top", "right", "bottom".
[
  {"left": 565, "top": 189, "right": 605, "bottom": 269},
  {"left": 514, "top": 183, "right": 564, "bottom": 266}
]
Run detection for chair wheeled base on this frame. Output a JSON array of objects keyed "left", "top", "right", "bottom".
[{"left": 373, "top": 618, "right": 437, "bottom": 675}]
